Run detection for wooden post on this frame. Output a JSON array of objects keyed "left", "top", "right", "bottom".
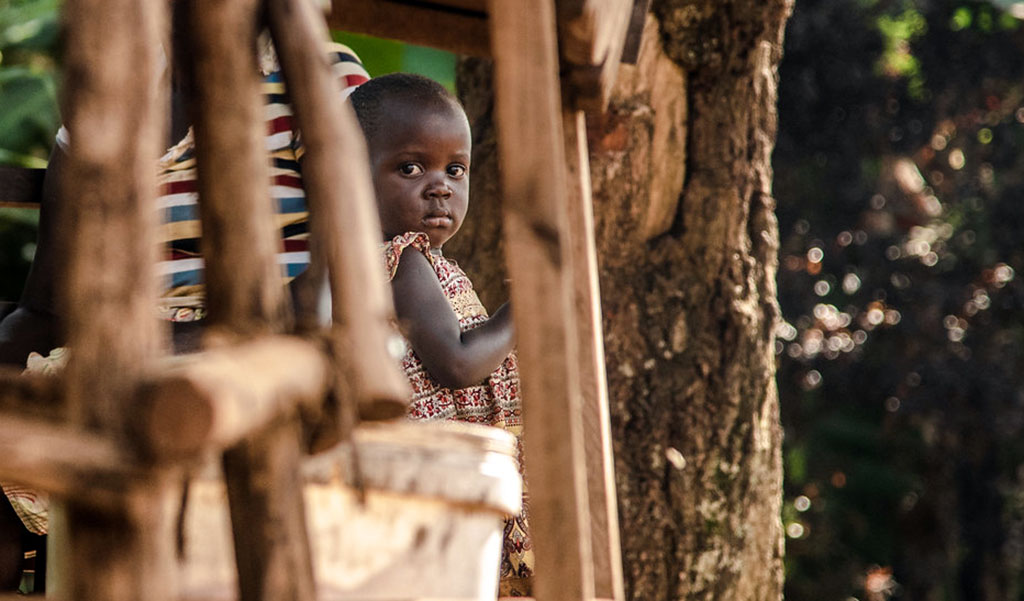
[
  {"left": 564, "top": 111, "right": 625, "bottom": 601},
  {"left": 184, "top": 0, "right": 291, "bottom": 338},
  {"left": 55, "top": 0, "right": 172, "bottom": 598},
  {"left": 184, "top": 1, "right": 315, "bottom": 599},
  {"left": 266, "top": 0, "right": 410, "bottom": 427},
  {"left": 488, "top": 0, "right": 595, "bottom": 599}
]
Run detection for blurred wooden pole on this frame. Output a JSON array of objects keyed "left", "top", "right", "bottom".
[
  {"left": 266, "top": 0, "right": 410, "bottom": 430},
  {"left": 55, "top": 0, "right": 172, "bottom": 598},
  {"left": 184, "top": 0, "right": 315, "bottom": 599}
]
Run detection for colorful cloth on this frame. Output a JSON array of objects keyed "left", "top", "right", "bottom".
[
  {"left": 382, "top": 231, "right": 533, "bottom": 595},
  {"left": 157, "top": 41, "right": 369, "bottom": 299}
]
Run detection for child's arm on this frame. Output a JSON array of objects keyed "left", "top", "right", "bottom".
[{"left": 390, "top": 250, "right": 513, "bottom": 390}]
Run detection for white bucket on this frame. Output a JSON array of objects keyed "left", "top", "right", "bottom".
[{"left": 179, "top": 420, "right": 522, "bottom": 601}]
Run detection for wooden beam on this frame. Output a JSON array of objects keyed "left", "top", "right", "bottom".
[
  {"left": 488, "top": 0, "right": 595, "bottom": 600},
  {"left": 0, "top": 166, "right": 44, "bottom": 208},
  {"left": 54, "top": 0, "right": 174, "bottom": 599},
  {"left": 134, "top": 336, "right": 331, "bottom": 459},
  {"left": 619, "top": 0, "right": 649, "bottom": 64},
  {"left": 267, "top": 0, "right": 410, "bottom": 426},
  {"left": 328, "top": 0, "right": 490, "bottom": 57},
  {"left": 185, "top": 0, "right": 291, "bottom": 337},
  {"left": 564, "top": 111, "right": 624, "bottom": 601},
  {"left": 557, "top": 0, "right": 634, "bottom": 112},
  {"left": 222, "top": 417, "right": 315, "bottom": 601},
  {"left": 0, "top": 412, "right": 147, "bottom": 504},
  {"left": 185, "top": 2, "right": 316, "bottom": 599}
]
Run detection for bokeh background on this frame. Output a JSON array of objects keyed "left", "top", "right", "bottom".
[{"left": 3, "top": 1, "right": 1024, "bottom": 599}]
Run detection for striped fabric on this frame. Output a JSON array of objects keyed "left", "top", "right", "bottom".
[{"left": 156, "top": 42, "right": 369, "bottom": 301}]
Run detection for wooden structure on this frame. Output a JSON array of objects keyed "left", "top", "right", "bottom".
[{"left": 0, "top": 0, "right": 644, "bottom": 599}]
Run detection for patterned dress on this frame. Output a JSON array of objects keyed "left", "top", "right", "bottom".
[{"left": 383, "top": 232, "right": 534, "bottom": 597}]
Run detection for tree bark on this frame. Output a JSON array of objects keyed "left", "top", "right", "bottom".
[{"left": 455, "top": 1, "right": 792, "bottom": 599}]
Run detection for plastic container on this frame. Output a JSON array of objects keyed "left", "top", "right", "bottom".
[{"left": 180, "top": 420, "right": 522, "bottom": 601}]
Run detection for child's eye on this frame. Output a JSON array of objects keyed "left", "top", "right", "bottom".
[
  {"left": 447, "top": 164, "right": 467, "bottom": 178},
  {"left": 399, "top": 163, "right": 423, "bottom": 176}
]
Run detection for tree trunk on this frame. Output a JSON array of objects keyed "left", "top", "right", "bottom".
[{"left": 454, "top": 1, "right": 792, "bottom": 599}]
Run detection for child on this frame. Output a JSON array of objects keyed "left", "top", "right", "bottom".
[{"left": 349, "top": 73, "right": 533, "bottom": 597}]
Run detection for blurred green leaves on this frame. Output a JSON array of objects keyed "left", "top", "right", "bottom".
[
  {"left": 0, "top": 0, "right": 60, "bottom": 167},
  {"left": 332, "top": 31, "right": 455, "bottom": 91}
]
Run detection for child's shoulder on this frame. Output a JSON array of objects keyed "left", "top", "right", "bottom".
[{"left": 383, "top": 232, "right": 435, "bottom": 281}]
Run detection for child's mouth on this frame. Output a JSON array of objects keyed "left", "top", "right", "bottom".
[{"left": 423, "top": 215, "right": 452, "bottom": 228}]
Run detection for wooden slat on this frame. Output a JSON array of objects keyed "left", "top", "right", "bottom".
[
  {"left": 557, "top": 0, "right": 634, "bottom": 112},
  {"left": 0, "top": 411, "right": 146, "bottom": 504},
  {"left": 619, "top": 0, "right": 649, "bottom": 64},
  {"left": 184, "top": 1, "right": 315, "bottom": 600},
  {"left": 186, "top": 0, "right": 290, "bottom": 337},
  {"left": 53, "top": 0, "right": 173, "bottom": 599},
  {"left": 564, "top": 110, "right": 624, "bottom": 601},
  {"left": 0, "top": 166, "right": 44, "bottom": 207},
  {"left": 267, "top": 0, "right": 410, "bottom": 428},
  {"left": 328, "top": 0, "right": 490, "bottom": 57},
  {"left": 488, "top": 0, "right": 595, "bottom": 600},
  {"left": 134, "top": 336, "right": 331, "bottom": 459},
  {"left": 222, "top": 418, "right": 315, "bottom": 601}
]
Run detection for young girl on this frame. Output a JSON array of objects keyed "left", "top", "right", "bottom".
[{"left": 349, "top": 73, "right": 533, "bottom": 597}]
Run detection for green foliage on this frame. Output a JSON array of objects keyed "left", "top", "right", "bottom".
[
  {"left": 0, "top": 0, "right": 60, "bottom": 166},
  {"left": 0, "top": 0, "right": 58, "bottom": 301},
  {"left": 332, "top": 31, "right": 455, "bottom": 91}
]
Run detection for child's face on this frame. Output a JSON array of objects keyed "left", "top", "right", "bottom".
[{"left": 369, "top": 98, "right": 471, "bottom": 249}]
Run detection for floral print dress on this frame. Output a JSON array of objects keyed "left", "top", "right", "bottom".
[{"left": 383, "top": 231, "right": 533, "bottom": 596}]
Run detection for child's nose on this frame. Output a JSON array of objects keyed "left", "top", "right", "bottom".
[{"left": 424, "top": 177, "right": 452, "bottom": 199}]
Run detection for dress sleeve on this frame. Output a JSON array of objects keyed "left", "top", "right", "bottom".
[{"left": 382, "top": 232, "right": 434, "bottom": 282}]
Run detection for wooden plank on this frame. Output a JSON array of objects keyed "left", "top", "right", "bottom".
[
  {"left": 0, "top": 166, "right": 44, "bottom": 207},
  {"left": 0, "top": 411, "right": 146, "bottom": 504},
  {"left": 564, "top": 111, "right": 625, "bottom": 601},
  {"left": 53, "top": 0, "right": 174, "bottom": 599},
  {"left": 134, "top": 336, "right": 331, "bottom": 459},
  {"left": 557, "top": 0, "right": 634, "bottom": 112},
  {"left": 488, "top": 0, "right": 594, "bottom": 600},
  {"left": 185, "top": 0, "right": 291, "bottom": 337},
  {"left": 184, "top": 1, "right": 315, "bottom": 600},
  {"left": 619, "top": 0, "right": 649, "bottom": 64},
  {"left": 328, "top": 0, "right": 490, "bottom": 57},
  {"left": 557, "top": 0, "right": 631, "bottom": 65},
  {"left": 267, "top": 0, "right": 410, "bottom": 428}
]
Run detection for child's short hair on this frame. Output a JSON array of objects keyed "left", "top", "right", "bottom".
[{"left": 350, "top": 72, "right": 460, "bottom": 142}]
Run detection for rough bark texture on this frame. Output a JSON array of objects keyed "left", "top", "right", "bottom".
[{"left": 455, "top": 1, "right": 792, "bottom": 599}]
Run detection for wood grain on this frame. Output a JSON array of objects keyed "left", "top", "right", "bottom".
[
  {"left": 267, "top": 0, "right": 410, "bottom": 428},
  {"left": 185, "top": 1, "right": 315, "bottom": 599},
  {"left": 488, "top": 0, "right": 595, "bottom": 599},
  {"left": 564, "top": 110, "right": 624, "bottom": 601}
]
